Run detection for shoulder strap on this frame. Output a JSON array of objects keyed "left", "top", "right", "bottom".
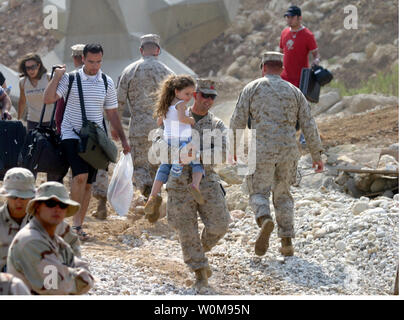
[
  {"left": 76, "top": 73, "right": 109, "bottom": 134},
  {"left": 39, "top": 72, "right": 59, "bottom": 128},
  {"left": 101, "top": 73, "right": 108, "bottom": 93},
  {"left": 75, "top": 72, "right": 87, "bottom": 125},
  {"left": 64, "top": 72, "right": 75, "bottom": 106}
]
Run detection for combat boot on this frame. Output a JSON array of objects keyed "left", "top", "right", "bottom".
[
  {"left": 95, "top": 196, "right": 108, "bottom": 220},
  {"left": 254, "top": 218, "right": 274, "bottom": 256},
  {"left": 144, "top": 195, "right": 162, "bottom": 223},
  {"left": 279, "top": 237, "right": 294, "bottom": 256},
  {"left": 194, "top": 267, "right": 209, "bottom": 290}
]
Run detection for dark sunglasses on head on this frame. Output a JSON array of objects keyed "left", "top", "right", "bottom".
[
  {"left": 25, "top": 64, "right": 39, "bottom": 71},
  {"left": 40, "top": 199, "right": 69, "bottom": 209},
  {"left": 200, "top": 92, "right": 217, "bottom": 100}
]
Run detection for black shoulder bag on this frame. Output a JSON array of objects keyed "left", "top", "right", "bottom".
[{"left": 74, "top": 73, "right": 118, "bottom": 170}]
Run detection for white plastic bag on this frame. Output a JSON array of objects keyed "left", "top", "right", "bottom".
[{"left": 107, "top": 152, "right": 133, "bottom": 216}]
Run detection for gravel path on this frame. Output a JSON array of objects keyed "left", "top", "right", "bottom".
[{"left": 81, "top": 172, "right": 399, "bottom": 296}]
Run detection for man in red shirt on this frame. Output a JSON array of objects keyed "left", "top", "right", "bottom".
[
  {"left": 280, "top": 5, "right": 320, "bottom": 145},
  {"left": 280, "top": 5, "right": 320, "bottom": 87}
]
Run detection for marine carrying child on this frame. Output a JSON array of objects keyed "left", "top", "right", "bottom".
[{"left": 144, "top": 75, "right": 205, "bottom": 223}]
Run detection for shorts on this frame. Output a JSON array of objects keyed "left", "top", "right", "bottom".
[
  {"left": 61, "top": 139, "right": 98, "bottom": 184},
  {"left": 155, "top": 137, "right": 204, "bottom": 183},
  {"left": 156, "top": 162, "right": 205, "bottom": 183}
]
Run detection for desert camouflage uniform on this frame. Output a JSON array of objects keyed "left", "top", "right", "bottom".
[
  {"left": 117, "top": 56, "right": 174, "bottom": 194},
  {"left": 7, "top": 217, "right": 93, "bottom": 295},
  {"left": 165, "top": 111, "right": 230, "bottom": 271},
  {"left": 92, "top": 169, "right": 108, "bottom": 199},
  {"left": 230, "top": 74, "right": 323, "bottom": 237},
  {"left": 0, "top": 272, "right": 30, "bottom": 295},
  {"left": 0, "top": 204, "right": 81, "bottom": 272}
]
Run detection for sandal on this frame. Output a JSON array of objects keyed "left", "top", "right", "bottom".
[{"left": 72, "top": 226, "right": 90, "bottom": 242}]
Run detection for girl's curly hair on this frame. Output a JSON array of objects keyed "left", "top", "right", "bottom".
[{"left": 153, "top": 74, "right": 195, "bottom": 119}]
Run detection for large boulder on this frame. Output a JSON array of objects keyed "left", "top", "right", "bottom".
[
  {"left": 344, "top": 94, "right": 398, "bottom": 114},
  {"left": 312, "top": 90, "right": 341, "bottom": 115},
  {"left": 225, "top": 184, "right": 249, "bottom": 211},
  {"left": 216, "top": 165, "right": 244, "bottom": 185}
]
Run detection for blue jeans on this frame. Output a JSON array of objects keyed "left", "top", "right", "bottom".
[{"left": 155, "top": 137, "right": 204, "bottom": 183}]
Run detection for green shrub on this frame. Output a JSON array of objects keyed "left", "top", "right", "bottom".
[{"left": 326, "top": 65, "right": 398, "bottom": 97}]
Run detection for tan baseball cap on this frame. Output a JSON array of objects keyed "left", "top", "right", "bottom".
[
  {"left": 196, "top": 78, "right": 218, "bottom": 95},
  {"left": 71, "top": 44, "right": 85, "bottom": 57},
  {"left": 140, "top": 34, "right": 161, "bottom": 48},
  {"left": 260, "top": 51, "right": 284, "bottom": 68},
  {"left": 0, "top": 168, "right": 36, "bottom": 199},
  {"left": 26, "top": 182, "right": 80, "bottom": 218}
]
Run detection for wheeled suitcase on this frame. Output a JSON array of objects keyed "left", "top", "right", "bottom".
[
  {"left": 299, "top": 68, "right": 321, "bottom": 103},
  {"left": 0, "top": 120, "right": 27, "bottom": 180}
]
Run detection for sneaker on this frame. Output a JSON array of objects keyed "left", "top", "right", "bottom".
[
  {"left": 254, "top": 219, "right": 275, "bottom": 256},
  {"left": 279, "top": 237, "right": 294, "bottom": 256},
  {"left": 144, "top": 195, "right": 162, "bottom": 223},
  {"left": 187, "top": 184, "right": 205, "bottom": 205}
]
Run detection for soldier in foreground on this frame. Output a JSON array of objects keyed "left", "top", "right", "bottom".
[
  {"left": 117, "top": 34, "right": 174, "bottom": 199},
  {"left": 0, "top": 272, "right": 30, "bottom": 295},
  {"left": 0, "top": 168, "right": 81, "bottom": 274},
  {"left": 163, "top": 79, "right": 230, "bottom": 290},
  {"left": 230, "top": 52, "right": 324, "bottom": 257},
  {"left": 7, "top": 182, "right": 94, "bottom": 295}
]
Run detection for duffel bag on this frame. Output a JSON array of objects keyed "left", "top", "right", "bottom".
[
  {"left": 20, "top": 126, "right": 69, "bottom": 180},
  {"left": 76, "top": 121, "right": 110, "bottom": 170}
]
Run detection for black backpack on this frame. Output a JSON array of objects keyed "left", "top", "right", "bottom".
[{"left": 312, "top": 65, "right": 333, "bottom": 86}]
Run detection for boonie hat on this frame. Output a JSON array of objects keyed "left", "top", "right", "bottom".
[
  {"left": 0, "top": 168, "right": 36, "bottom": 199},
  {"left": 196, "top": 79, "right": 218, "bottom": 95},
  {"left": 26, "top": 182, "right": 80, "bottom": 218},
  {"left": 140, "top": 34, "right": 161, "bottom": 48},
  {"left": 284, "top": 5, "right": 301, "bottom": 17},
  {"left": 71, "top": 44, "right": 85, "bottom": 57},
  {"left": 260, "top": 51, "right": 284, "bottom": 68}
]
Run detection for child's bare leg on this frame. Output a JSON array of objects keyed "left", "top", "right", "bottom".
[
  {"left": 191, "top": 172, "right": 203, "bottom": 190},
  {"left": 150, "top": 180, "right": 164, "bottom": 197}
]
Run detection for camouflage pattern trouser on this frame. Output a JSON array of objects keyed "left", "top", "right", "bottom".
[
  {"left": 129, "top": 135, "right": 158, "bottom": 195},
  {"left": 166, "top": 175, "right": 230, "bottom": 271},
  {"left": 92, "top": 169, "right": 109, "bottom": 199},
  {"left": 247, "top": 160, "right": 298, "bottom": 238}
]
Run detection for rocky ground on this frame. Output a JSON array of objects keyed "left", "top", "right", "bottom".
[
  {"left": 0, "top": 0, "right": 399, "bottom": 297},
  {"left": 61, "top": 102, "right": 398, "bottom": 297}
]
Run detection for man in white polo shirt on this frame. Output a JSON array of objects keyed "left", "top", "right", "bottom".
[{"left": 44, "top": 44, "right": 130, "bottom": 240}]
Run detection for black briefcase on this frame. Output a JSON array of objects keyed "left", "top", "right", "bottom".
[
  {"left": 0, "top": 120, "right": 27, "bottom": 180},
  {"left": 299, "top": 68, "right": 321, "bottom": 103}
]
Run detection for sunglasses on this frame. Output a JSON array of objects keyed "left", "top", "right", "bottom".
[
  {"left": 25, "top": 64, "right": 39, "bottom": 71},
  {"left": 200, "top": 92, "right": 217, "bottom": 100},
  {"left": 8, "top": 196, "right": 30, "bottom": 200},
  {"left": 40, "top": 199, "right": 69, "bottom": 209}
]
